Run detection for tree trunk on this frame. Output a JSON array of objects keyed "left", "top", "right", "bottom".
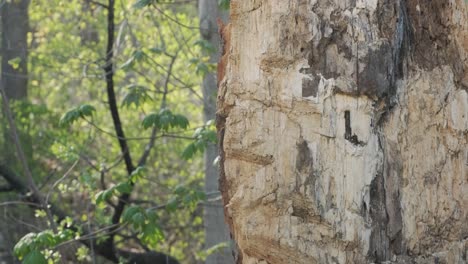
[
  {"left": 0, "top": 2, "right": 30, "bottom": 262},
  {"left": 1, "top": 0, "right": 29, "bottom": 99},
  {"left": 218, "top": 1, "right": 467, "bottom": 263},
  {"left": 199, "top": 1, "right": 235, "bottom": 264}
]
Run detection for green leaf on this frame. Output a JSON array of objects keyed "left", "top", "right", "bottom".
[
  {"left": 76, "top": 246, "right": 89, "bottom": 261},
  {"left": 121, "top": 85, "right": 152, "bottom": 108},
  {"left": 115, "top": 182, "right": 132, "bottom": 194},
  {"left": 142, "top": 109, "right": 189, "bottom": 131},
  {"left": 78, "top": 104, "right": 96, "bottom": 117},
  {"left": 8, "top": 57, "right": 22, "bottom": 70},
  {"left": 145, "top": 209, "right": 158, "bottom": 222},
  {"left": 133, "top": 0, "right": 153, "bottom": 9},
  {"left": 131, "top": 212, "right": 145, "bottom": 227},
  {"left": 122, "top": 206, "right": 142, "bottom": 222},
  {"left": 34, "top": 209, "right": 47, "bottom": 218},
  {"left": 36, "top": 231, "right": 56, "bottom": 247},
  {"left": 14, "top": 233, "right": 36, "bottom": 258},
  {"left": 166, "top": 197, "right": 179, "bottom": 212},
  {"left": 56, "top": 229, "right": 74, "bottom": 243},
  {"left": 95, "top": 189, "right": 114, "bottom": 204},
  {"left": 60, "top": 217, "right": 74, "bottom": 228},
  {"left": 23, "top": 250, "right": 47, "bottom": 264},
  {"left": 174, "top": 185, "right": 187, "bottom": 195},
  {"left": 173, "top": 114, "right": 189, "bottom": 129},
  {"left": 141, "top": 223, "right": 164, "bottom": 244},
  {"left": 59, "top": 108, "right": 80, "bottom": 127},
  {"left": 59, "top": 104, "right": 95, "bottom": 127},
  {"left": 130, "top": 166, "right": 146, "bottom": 183},
  {"left": 181, "top": 142, "right": 197, "bottom": 160},
  {"left": 142, "top": 113, "right": 159, "bottom": 129}
]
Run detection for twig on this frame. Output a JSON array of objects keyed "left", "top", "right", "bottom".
[{"left": 45, "top": 160, "right": 79, "bottom": 213}]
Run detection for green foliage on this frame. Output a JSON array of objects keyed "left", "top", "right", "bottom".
[
  {"left": 182, "top": 120, "right": 217, "bottom": 160},
  {"left": 142, "top": 108, "right": 189, "bottom": 131},
  {"left": 130, "top": 166, "right": 146, "bottom": 183},
  {"left": 166, "top": 185, "right": 206, "bottom": 212},
  {"left": 2, "top": 0, "right": 208, "bottom": 262},
  {"left": 14, "top": 229, "right": 75, "bottom": 262},
  {"left": 23, "top": 250, "right": 47, "bottom": 264},
  {"left": 75, "top": 246, "right": 90, "bottom": 262},
  {"left": 95, "top": 180, "right": 133, "bottom": 205},
  {"left": 8, "top": 57, "right": 22, "bottom": 70},
  {"left": 122, "top": 206, "right": 164, "bottom": 244},
  {"left": 59, "top": 104, "right": 95, "bottom": 127},
  {"left": 121, "top": 85, "right": 152, "bottom": 108}
]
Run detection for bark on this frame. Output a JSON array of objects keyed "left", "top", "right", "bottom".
[
  {"left": 218, "top": 1, "right": 467, "bottom": 263},
  {"left": 1, "top": 0, "right": 29, "bottom": 99},
  {"left": 199, "top": 1, "right": 235, "bottom": 263}
]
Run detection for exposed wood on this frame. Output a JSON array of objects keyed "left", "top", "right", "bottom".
[{"left": 219, "top": 0, "right": 467, "bottom": 263}]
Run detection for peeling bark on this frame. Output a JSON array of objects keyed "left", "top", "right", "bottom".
[{"left": 218, "top": 0, "right": 467, "bottom": 263}]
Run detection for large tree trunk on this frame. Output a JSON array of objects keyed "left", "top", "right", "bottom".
[
  {"left": 218, "top": 1, "right": 467, "bottom": 263},
  {"left": 1, "top": 0, "right": 29, "bottom": 99},
  {"left": 199, "top": 1, "right": 235, "bottom": 263},
  {"left": 0, "top": 2, "right": 30, "bottom": 262}
]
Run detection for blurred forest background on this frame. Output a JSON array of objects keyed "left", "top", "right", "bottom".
[{"left": 0, "top": 0, "right": 231, "bottom": 263}]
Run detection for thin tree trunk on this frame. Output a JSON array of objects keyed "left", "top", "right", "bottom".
[
  {"left": 218, "top": 1, "right": 467, "bottom": 263},
  {"left": 198, "top": 1, "right": 235, "bottom": 264}
]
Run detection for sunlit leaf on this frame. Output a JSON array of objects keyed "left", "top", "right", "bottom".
[
  {"left": 8, "top": 57, "right": 22, "bottom": 70},
  {"left": 14, "top": 233, "right": 36, "bottom": 258},
  {"left": 76, "top": 246, "right": 89, "bottom": 261}
]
